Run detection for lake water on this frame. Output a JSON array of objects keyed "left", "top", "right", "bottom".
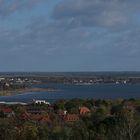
[{"left": 0, "top": 84, "right": 140, "bottom": 102}]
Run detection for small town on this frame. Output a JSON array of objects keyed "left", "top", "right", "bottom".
[
  {"left": 1, "top": 73, "right": 140, "bottom": 86},
  {"left": 0, "top": 0, "right": 140, "bottom": 139},
  {"left": 0, "top": 98, "right": 140, "bottom": 140}
]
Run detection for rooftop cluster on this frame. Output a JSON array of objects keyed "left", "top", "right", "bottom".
[{"left": 0, "top": 98, "right": 140, "bottom": 140}]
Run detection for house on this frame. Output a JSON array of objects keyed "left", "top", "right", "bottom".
[
  {"left": 5, "top": 82, "right": 10, "bottom": 87},
  {"left": 2, "top": 108, "right": 15, "bottom": 117},
  {"left": 0, "top": 78, "right": 5, "bottom": 82},
  {"left": 21, "top": 112, "right": 51, "bottom": 124},
  {"left": 63, "top": 114, "right": 79, "bottom": 122},
  {"left": 47, "top": 106, "right": 55, "bottom": 113},
  {"left": 30, "top": 114, "right": 51, "bottom": 125},
  {"left": 79, "top": 106, "right": 90, "bottom": 115},
  {"left": 32, "top": 99, "right": 50, "bottom": 105},
  {"left": 20, "top": 112, "right": 30, "bottom": 120},
  {"left": 39, "top": 116, "right": 51, "bottom": 124},
  {"left": 30, "top": 114, "right": 43, "bottom": 121},
  {"left": 27, "top": 108, "right": 46, "bottom": 114},
  {"left": 57, "top": 109, "right": 67, "bottom": 116}
]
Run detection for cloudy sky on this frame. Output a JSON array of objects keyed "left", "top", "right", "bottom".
[{"left": 0, "top": 0, "right": 140, "bottom": 72}]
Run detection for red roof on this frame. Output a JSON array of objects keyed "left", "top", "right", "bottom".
[
  {"left": 63, "top": 114, "right": 79, "bottom": 122},
  {"left": 39, "top": 116, "right": 51, "bottom": 123},
  {"left": 2, "top": 108, "right": 13, "bottom": 113},
  {"left": 79, "top": 107, "right": 90, "bottom": 114},
  {"left": 30, "top": 114, "right": 42, "bottom": 121},
  {"left": 20, "top": 112, "right": 30, "bottom": 120}
]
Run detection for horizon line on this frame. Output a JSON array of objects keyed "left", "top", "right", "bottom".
[{"left": 0, "top": 71, "right": 140, "bottom": 73}]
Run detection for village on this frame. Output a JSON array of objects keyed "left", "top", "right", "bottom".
[
  {"left": 1, "top": 72, "right": 140, "bottom": 86},
  {"left": 0, "top": 74, "right": 140, "bottom": 139},
  {"left": 0, "top": 98, "right": 138, "bottom": 125},
  {"left": 0, "top": 99, "right": 95, "bottom": 124},
  {"left": 0, "top": 98, "right": 140, "bottom": 139}
]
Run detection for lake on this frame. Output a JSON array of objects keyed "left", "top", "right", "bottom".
[{"left": 0, "top": 83, "right": 140, "bottom": 102}]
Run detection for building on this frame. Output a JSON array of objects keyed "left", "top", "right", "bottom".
[
  {"left": 32, "top": 99, "right": 50, "bottom": 105},
  {"left": 57, "top": 109, "right": 67, "bottom": 116},
  {"left": 0, "top": 78, "right": 5, "bottom": 81},
  {"left": 63, "top": 114, "right": 79, "bottom": 122},
  {"left": 20, "top": 112, "right": 30, "bottom": 120},
  {"left": 39, "top": 116, "right": 51, "bottom": 124},
  {"left": 1, "top": 108, "right": 15, "bottom": 117},
  {"left": 27, "top": 108, "right": 46, "bottom": 114},
  {"left": 20, "top": 112, "right": 51, "bottom": 124},
  {"left": 79, "top": 106, "right": 90, "bottom": 115}
]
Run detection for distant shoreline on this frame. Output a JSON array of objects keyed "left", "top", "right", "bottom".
[{"left": 0, "top": 87, "right": 54, "bottom": 96}]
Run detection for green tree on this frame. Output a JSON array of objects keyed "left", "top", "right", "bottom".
[
  {"left": 0, "top": 120, "right": 18, "bottom": 140},
  {"left": 20, "top": 121, "right": 38, "bottom": 140}
]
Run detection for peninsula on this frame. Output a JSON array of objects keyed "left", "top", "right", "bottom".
[{"left": 0, "top": 87, "right": 53, "bottom": 96}]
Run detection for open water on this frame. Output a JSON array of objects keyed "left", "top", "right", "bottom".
[{"left": 0, "top": 83, "right": 140, "bottom": 102}]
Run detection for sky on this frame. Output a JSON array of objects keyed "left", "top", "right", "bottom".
[{"left": 0, "top": 0, "right": 140, "bottom": 72}]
